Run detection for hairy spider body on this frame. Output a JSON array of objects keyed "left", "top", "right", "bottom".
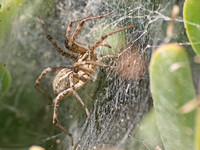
[
  {"left": 53, "top": 64, "right": 90, "bottom": 96},
  {"left": 35, "top": 12, "right": 135, "bottom": 146},
  {"left": 53, "top": 68, "right": 79, "bottom": 95},
  {"left": 53, "top": 52, "right": 97, "bottom": 96}
]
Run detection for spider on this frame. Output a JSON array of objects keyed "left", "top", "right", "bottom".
[{"left": 34, "top": 12, "right": 135, "bottom": 146}]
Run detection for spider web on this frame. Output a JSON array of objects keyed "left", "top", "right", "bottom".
[{"left": 0, "top": 0, "right": 195, "bottom": 150}]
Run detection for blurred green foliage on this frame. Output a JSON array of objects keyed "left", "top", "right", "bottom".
[
  {"left": 183, "top": 0, "right": 200, "bottom": 55},
  {"left": 195, "top": 108, "right": 200, "bottom": 150},
  {"left": 0, "top": 0, "right": 56, "bottom": 148},
  {"left": 150, "top": 44, "right": 196, "bottom": 150},
  {"left": 0, "top": 63, "right": 11, "bottom": 98},
  {"left": 0, "top": 0, "right": 26, "bottom": 42},
  {"left": 147, "top": 1, "right": 200, "bottom": 149}
]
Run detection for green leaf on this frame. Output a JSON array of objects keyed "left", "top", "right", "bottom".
[
  {"left": 183, "top": 0, "right": 200, "bottom": 55},
  {"left": 95, "top": 26, "right": 127, "bottom": 56},
  {"left": 150, "top": 43, "right": 196, "bottom": 150},
  {"left": 195, "top": 107, "right": 200, "bottom": 150},
  {"left": 0, "top": 63, "right": 11, "bottom": 98},
  {"left": 0, "top": 0, "right": 26, "bottom": 42}
]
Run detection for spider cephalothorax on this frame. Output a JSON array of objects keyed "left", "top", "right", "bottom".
[{"left": 34, "top": 12, "right": 135, "bottom": 145}]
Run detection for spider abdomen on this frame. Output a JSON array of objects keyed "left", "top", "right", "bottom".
[{"left": 53, "top": 68, "right": 78, "bottom": 94}]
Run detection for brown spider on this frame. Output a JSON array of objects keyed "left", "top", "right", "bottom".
[{"left": 34, "top": 12, "right": 135, "bottom": 145}]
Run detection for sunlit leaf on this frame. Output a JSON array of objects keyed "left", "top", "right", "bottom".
[
  {"left": 150, "top": 43, "right": 196, "bottom": 150},
  {"left": 183, "top": 0, "right": 200, "bottom": 55}
]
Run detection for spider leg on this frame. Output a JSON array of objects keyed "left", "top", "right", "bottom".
[
  {"left": 74, "top": 55, "right": 117, "bottom": 69},
  {"left": 38, "top": 17, "right": 78, "bottom": 60},
  {"left": 96, "top": 55, "right": 117, "bottom": 63},
  {"left": 65, "top": 14, "right": 92, "bottom": 54},
  {"left": 35, "top": 67, "right": 59, "bottom": 99},
  {"left": 89, "top": 23, "right": 136, "bottom": 60},
  {"left": 75, "top": 61, "right": 116, "bottom": 69},
  {"left": 35, "top": 67, "right": 72, "bottom": 99},
  {"left": 73, "top": 73, "right": 88, "bottom": 82},
  {"left": 53, "top": 91, "right": 74, "bottom": 146},
  {"left": 99, "top": 43, "right": 112, "bottom": 48},
  {"left": 70, "top": 12, "right": 113, "bottom": 52},
  {"left": 76, "top": 66, "right": 94, "bottom": 74},
  {"left": 69, "top": 74, "right": 90, "bottom": 117}
]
